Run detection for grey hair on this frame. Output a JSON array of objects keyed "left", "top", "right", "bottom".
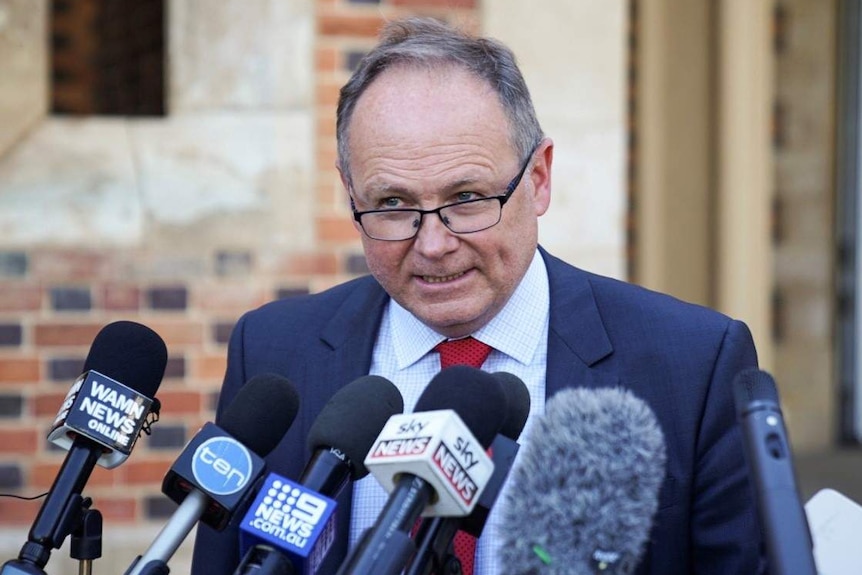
[{"left": 336, "top": 17, "right": 545, "bottom": 184}]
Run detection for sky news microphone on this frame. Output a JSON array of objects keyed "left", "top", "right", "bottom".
[
  {"left": 500, "top": 387, "right": 666, "bottom": 574},
  {"left": 406, "top": 371, "right": 531, "bottom": 575},
  {"left": 732, "top": 368, "right": 817, "bottom": 575},
  {"left": 125, "top": 373, "right": 300, "bottom": 575},
  {"left": 236, "top": 375, "right": 404, "bottom": 575},
  {"left": 2, "top": 321, "right": 167, "bottom": 574},
  {"left": 336, "top": 366, "right": 507, "bottom": 575}
]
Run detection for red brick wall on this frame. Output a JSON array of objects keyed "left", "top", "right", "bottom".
[{"left": 0, "top": 0, "right": 479, "bottom": 529}]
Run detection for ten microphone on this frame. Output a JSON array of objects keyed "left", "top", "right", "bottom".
[
  {"left": 732, "top": 368, "right": 817, "bottom": 575},
  {"left": 2, "top": 321, "right": 167, "bottom": 575},
  {"left": 236, "top": 375, "right": 404, "bottom": 575},
  {"left": 500, "top": 387, "right": 666, "bottom": 574},
  {"left": 337, "top": 366, "right": 508, "bottom": 575},
  {"left": 125, "top": 373, "right": 300, "bottom": 575},
  {"left": 406, "top": 371, "right": 531, "bottom": 575}
]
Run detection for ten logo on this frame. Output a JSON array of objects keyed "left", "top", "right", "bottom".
[{"left": 192, "top": 436, "right": 253, "bottom": 495}]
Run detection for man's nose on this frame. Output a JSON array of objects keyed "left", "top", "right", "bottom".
[{"left": 412, "top": 212, "right": 458, "bottom": 257}]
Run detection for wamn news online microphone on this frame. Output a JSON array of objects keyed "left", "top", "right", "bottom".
[
  {"left": 1, "top": 320, "right": 168, "bottom": 575},
  {"left": 125, "top": 373, "right": 300, "bottom": 575},
  {"left": 235, "top": 374, "right": 404, "bottom": 575}
]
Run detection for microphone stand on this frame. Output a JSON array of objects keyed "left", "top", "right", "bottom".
[
  {"left": 1, "top": 495, "right": 103, "bottom": 575},
  {"left": 70, "top": 506, "right": 102, "bottom": 575},
  {"left": 404, "top": 518, "right": 463, "bottom": 575},
  {"left": 336, "top": 475, "right": 432, "bottom": 575}
]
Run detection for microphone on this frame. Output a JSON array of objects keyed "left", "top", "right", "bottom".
[
  {"left": 126, "top": 373, "right": 300, "bottom": 575},
  {"left": 460, "top": 371, "right": 530, "bottom": 536},
  {"left": 406, "top": 371, "right": 531, "bottom": 575},
  {"left": 499, "top": 387, "right": 667, "bottom": 574},
  {"left": 337, "top": 365, "right": 508, "bottom": 575},
  {"left": 3, "top": 321, "right": 167, "bottom": 574},
  {"left": 732, "top": 368, "right": 817, "bottom": 575},
  {"left": 301, "top": 375, "right": 405, "bottom": 494},
  {"left": 236, "top": 375, "right": 404, "bottom": 575}
]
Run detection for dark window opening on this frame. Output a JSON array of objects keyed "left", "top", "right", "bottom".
[{"left": 50, "top": 0, "right": 165, "bottom": 116}]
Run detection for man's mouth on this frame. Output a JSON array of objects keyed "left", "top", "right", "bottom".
[{"left": 421, "top": 271, "right": 466, "bottom": 284}]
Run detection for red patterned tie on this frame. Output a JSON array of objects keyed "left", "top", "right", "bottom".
[{"left": 433, "top": 336, "right": 492, "bottom": 575}]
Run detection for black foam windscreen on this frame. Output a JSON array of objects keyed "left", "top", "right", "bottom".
[
  {"left": 306, "top": 375, "right": 405, "bottom": 479},
  {"left": 83, "top": 320, "right": 167, "bottom": 398},
  {"left": 414, "top": 365, "right": 506, "bottom": 448},
  {"left": 220, "top": 373, "right": 300, "bottom": 457},
  {"left": 732, "top": 367, "right": 780, "bottom": 418},
  {"left": 492, "top": 372, "right": 531, "bottom": 440}
]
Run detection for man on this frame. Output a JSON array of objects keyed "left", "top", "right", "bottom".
[{"left": 192, "top": 17, "right": 766, "bottom": 574}]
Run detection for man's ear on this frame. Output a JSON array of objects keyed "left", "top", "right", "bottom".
[
  {"left": 338, "top": 167, "right": 363, "bottom": 232},
  {"left": 529, "top": 138, "right": 553, "bottom": 216}
]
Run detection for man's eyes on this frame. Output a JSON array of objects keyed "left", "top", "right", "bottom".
[
  {"left": 455, "top": 191, "right": 481, "bottom": 202},
  {"left": 374, "top": 190, "right": 485, "bottom": 210}
]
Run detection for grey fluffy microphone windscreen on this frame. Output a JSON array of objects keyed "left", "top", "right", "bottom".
[{"left": 500, "top": 387, "right": 667, "bottom": 574}]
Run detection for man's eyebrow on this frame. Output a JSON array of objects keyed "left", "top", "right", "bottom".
[{"left": 361, "top": 176, "right": 487, "bottom": 197}]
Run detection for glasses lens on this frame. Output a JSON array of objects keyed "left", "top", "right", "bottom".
[
  {"left": 361, "top": 211, "right": 420, "bottom": 240},
  {"left": 439, "top": 198, "right": 502, "bottom": 233}
]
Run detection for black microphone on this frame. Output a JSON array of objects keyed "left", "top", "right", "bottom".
[
  {"left": 126, "top": 373, "right": 300, "bottom": 575},
  {"left": 302, "top": 374, "right": 405, "bottom": 494},
  {"left": 2, "top": 321, "right": 167, "bottom": 574},
  {"left": 460, "top": 371, "right": 530, "bottom": 536},
  {"left": 406, "top": 371, "right": 531, "bottom": 575},
  {"left": 500, "top": 387, "right": 666, "bottom": 574},
  {"left": 732, "top": 368, "right": 817, "bottom": 575},
  {"left": 236, "top": 375, "right": 404, "bottom": 575},
  {"left": 337, "top": 366, "right": 508, "bottom": 575}
]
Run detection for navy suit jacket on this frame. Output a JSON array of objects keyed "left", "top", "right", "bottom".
[{"left": 191, "top": 248, "right": 765, "bottom": 574}]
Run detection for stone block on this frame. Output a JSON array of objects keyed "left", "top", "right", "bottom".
[{"left": 169, "top": 0, "right": 313, "bottom": 111}]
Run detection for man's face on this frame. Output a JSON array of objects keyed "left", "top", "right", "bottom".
[{"left": 344, "top": 65, "right": 553, "bottom": 338}]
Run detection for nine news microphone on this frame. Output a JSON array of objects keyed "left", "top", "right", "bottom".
[
  {"left": 406, "top": 371, "right": 531, "bottom": 575},
  {"left": 337, "top": 366, "right": 508, "bottom": 575},
  {"left": 732, "top": 368, "right": 817, "bottom": 575},
  {"left": 236, "top": 375, "right": 405, "bottom": 575},
  {"left": 125, "top": 373, "right": 300, "bottom": 575},
  {"left": 2, "top": 321, "right": 167, "bottom": 575},
  {"left": 500, "top": 387, "right": 666, "bottom": 575}
]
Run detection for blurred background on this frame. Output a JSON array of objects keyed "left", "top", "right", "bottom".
[{"left": 0, "top": 0, "right": 858, "bottom": 572}]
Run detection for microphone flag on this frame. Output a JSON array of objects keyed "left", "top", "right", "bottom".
[
  {"left": 364, "top": 409, "right": 494, "bottom": 517},
  {"left": 47, "top": 370, "right": 155, "bottom": 469},
  {"left": 239, "top": 473, "right": 337, "bottom": 575},
  {"left": 162, "top": 422, "right": 267, "bottom": 531}
]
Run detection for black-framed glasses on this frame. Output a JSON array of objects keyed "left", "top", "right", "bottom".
[{"left": 351, "top": 146, "right": 537, "bottom": 242}]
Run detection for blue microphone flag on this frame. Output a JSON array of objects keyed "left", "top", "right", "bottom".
[{"left": 239, "top": 473, "right": 337, "bottom": 575}]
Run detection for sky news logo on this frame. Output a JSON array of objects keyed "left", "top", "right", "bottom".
[
  {"left": 432, "top": 441, "right": 479, "bottom": 505},
  {"left": 191, "top": 436, "right": 253, "bottom": 496},
  {"left": 369, "top": 436, "right": 431, "bottom": 458}
]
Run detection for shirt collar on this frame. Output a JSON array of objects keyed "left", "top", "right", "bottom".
[{"left": 388, "top": 249, "right": 550, "bottom": 369}]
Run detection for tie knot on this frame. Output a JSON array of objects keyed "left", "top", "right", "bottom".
[{"left": 434, "top": 336, "right": 492, "bottom": 369}]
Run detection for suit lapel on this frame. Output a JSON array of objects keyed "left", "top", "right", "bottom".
[
  {"left": 314, "top": 253, "right": 620, "bottom": 400},
  {"left": 541, "top": 248, "right": 619, "bottom": 397},
  {"left": 317, "top": 276, "right": 390, "bottom": 402}
]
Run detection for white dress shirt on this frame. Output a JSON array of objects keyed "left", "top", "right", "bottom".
[{"left": 349, "top": 249, "right": 550, "bottom": 574}]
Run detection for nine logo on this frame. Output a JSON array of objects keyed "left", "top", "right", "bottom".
[{"left": 240, "top": 473, "right": 338, "bottom": 572}]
